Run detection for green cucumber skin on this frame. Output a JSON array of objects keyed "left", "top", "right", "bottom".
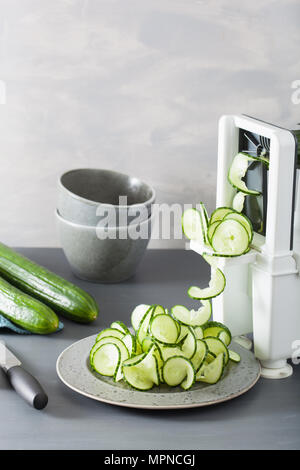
[
  {"left": 0, "top": 243, "right": 98, "bottom": 323},
  {"left": 0, "top": 275, "right": 59, "bottom": 334}
]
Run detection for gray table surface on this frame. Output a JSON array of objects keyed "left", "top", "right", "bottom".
[{"left": 0, "top": 248, "right": 299, "bottom": 450}]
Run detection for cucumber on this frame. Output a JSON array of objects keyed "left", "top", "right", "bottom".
[
  {"left": 110, "top": 321, "right": 130, "bottom": 335},
  {"left": 207, "top": 221, "right": 221, "bottom": 244},
  {"left": 223, "top": 212, "right": 253, "bottom": 244},
  {"left": 0, "top": 275, "right": 59, "bottom": 334},
  {"left": 163, "top": 356, "right": 195, "bottom": 390},
  {"left": 122, "top": 347, "right": 159, "bottom": 390},
  {"left": 193, "top": 325, "right": 203, "bottom": 339},
  {"left": 182, "top": 208, "right": 204, "bottom": 243},
  {"left": 191, "top": 339, "right": 208, "bottom": 372},
  {"left": 96, "top": 327, "right": 124, "bottom": 343},
  {"left": 210, "top": 219, "right": 249, "bottom": 256},
  {"left": 91, "top": 343, "right": 121, "bottom": 378},
  {"left": 232, "top": 192, "right": 246, "bottom": 212},
  {"left": 90, "top": 335, "right": 129, "bottom": 381},
  {"left": 203, "top": 336, "right": 229, "bottom": 365},
  {"left": 188, "top": 268, "right": 226, "bottom": 300},
  {"left": 149, "top": 314, "right": 179, "bottom": 345},
  {"left": 122, "top": 333, "right": 136, "bottom": 356},
  {"left": 228, "top": 152, "right": 261, "bottom": 195},
  {"left": 199, "top": 202, "right": 209, "bottom": 244},
  {"left": 181, "top": 326, "right": 197, "bottom": 359},
  {"left": 0, "top": 243, "right": 98, "bottom": 323},
  {"left": 229, "top": 349, "right": 241, "bottom": 363},
  {"left": 203, "top": 321, "right": 232, "bottom": 346},
  {"left": 131, "top": 304, "right": 151, "bottom": 331},
  {"left": 171, "top": 301, "right": 211, "bottom": 327},
  {"left": 209, "top": 207, "right": 235, "bottom": 225},
  {"left": 196, "top": 352, "right": 225, "bottom": 384}
]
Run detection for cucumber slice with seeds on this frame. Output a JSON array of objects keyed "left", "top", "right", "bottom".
[
  {"left": 188, "top": 268, "right": 226, "bottom": 300},
  {"left": 196, "top": 352, "right": 225, "bottom": 384},
  {"left": 229, "top": 349, "right": 241, "bottom": 363},
  {"left": 182, "top": 208, "right": 204, "bottom": 243},
  {"left": 211, "top": 219, "right": 249, "bottom": 256},
  {"left": 223, "top": 212, "right": 253, "bottom": 244},
  {"left": 171, "top": 301, "right": 211, "bottom": 327},
  {"left": 149, "top": 314, "right": 179, "bottom": 345},
  {"left": 163, "top": 356, "right": 195, "bottom": 390},
  {"left": 228, "top": 152, "right": 261, "bottom": 195}
]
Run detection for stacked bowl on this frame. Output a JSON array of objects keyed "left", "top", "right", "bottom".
[{"left": 56, "top": 169, "right": 156, "bottom": 283}]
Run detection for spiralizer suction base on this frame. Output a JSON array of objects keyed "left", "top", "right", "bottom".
[{"left": 260, "top": 360, "right": 293, "bottom": 379}]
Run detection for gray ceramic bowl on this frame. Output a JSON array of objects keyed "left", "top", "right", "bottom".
[
  {"left": 58, "top": 168, "right": 156, "bottom": 227},
  {"left": 56, "top": 209, "right": 154, "bottom": 283}
]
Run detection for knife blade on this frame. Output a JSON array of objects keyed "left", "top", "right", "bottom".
[{"left": 0, "top": 341, "right": 48, "bottom": 410}]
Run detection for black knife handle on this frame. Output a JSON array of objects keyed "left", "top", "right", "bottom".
[{"left": 6, "top": 366, "right": 48, "bottom": 410}]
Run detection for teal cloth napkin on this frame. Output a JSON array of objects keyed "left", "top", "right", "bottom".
[{"left": 0, "top": 314, "right": 64, "bottom": 334}]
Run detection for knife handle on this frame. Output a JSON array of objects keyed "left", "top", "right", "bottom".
[{"left": 6, "top": 366, "right": 48, "bottom": 410}]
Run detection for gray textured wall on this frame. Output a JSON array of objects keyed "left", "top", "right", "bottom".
[{"left": 0, "top": 0, "right": 299, "bottom": 248}]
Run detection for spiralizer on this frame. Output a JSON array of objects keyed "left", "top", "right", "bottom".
[{"left": 191, "top": 114, "right": 300, "bottom": 379}]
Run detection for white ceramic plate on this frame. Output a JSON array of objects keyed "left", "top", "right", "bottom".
[{"left": 56, "top": 334, "right": 261, "bottom": 410}]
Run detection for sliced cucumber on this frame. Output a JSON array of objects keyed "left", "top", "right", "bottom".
[
  {"left": 122, "top": 347, "right": 159, "bottom": 390},
  {"left": 90, "top": 335, "right": 129, "bottom": 381},
  {"left": 209, "top": 207, "right": 235, "bottom": 225},
  {"left": 91, "top": 343, "right": 121, "bottom": 378},
  {"left": 223, "top": 212, "right": 253, "bottom": 244},
  {"left": 229, "top": 349, "right": 241, "bottom": 363},
  {"left": 149, "top": 314, "right": 179, "bottom": 345},
  {"left": 181, "top": 326, "right": 197, "bottom": 359},
  {"left": 203, "top": 336, "right": 229, "bottom": 365},
  {"left": 193, "top": 325, "right": 203, "bottom": 339},
  {"left": 232, "top": 191, "right": 246, "bottom": 213},
  {"left": 137, "top": 305, "right": 155, "bottom": 345},
  {"left": 182, "top": 208, "right": 204, "bottom": 244},
  {"left": 110, "top": 321, "right": 130, "bottom": 335},
  {"left": 96, "top": 327, "right": 124, "bottom": 343},
  {"left": 171, "top": 301, "right": 211, "bottom": 327},
  {"left": 196, "top": 352, "right": 225, "bottom": 384},
  {"left": 228, "top": 152, "right": 261, "bottom": 195},
  {"left": 199, "top": 202, "right": 209, "bottom": 244},
  {"left": 203, "top": 321, "right": 232, "bottom": 346},
  {"left": 131, "top": 304, "right": 151, "bottom": 331},
  {"left": 191, "top": 339, "right": 208, "bottom": 372},
  {"left": 207, "top": 221, "right": 221, "bottom": 244},
  {"left": 163, "top": 356, "right": 195, "bottom": 390},
  {"left": 211, "top": 219, "right": 249, "bottom": 256},
  {"left": 160, "top": 345, "right": 185, "bottom": 361},
  {"left": 188, "top": 268, "right": 226, "bottom": 300},
  {"left": 176, "top": 324, "right": 189, "bottom": 343},
  {"left": 122, "top": 333, "right": 136, "bottom": 356}
]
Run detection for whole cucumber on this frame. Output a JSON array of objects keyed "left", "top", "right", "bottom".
[
  {"left": 0, "top": 243, "right": 98, "bottom": 323},
  {"left": 0, "top": 275, "right": 59, "bottom": 334}
]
